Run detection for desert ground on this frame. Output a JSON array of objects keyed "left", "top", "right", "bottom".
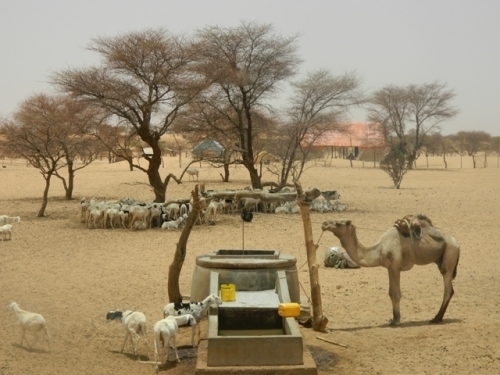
[{"left": 1, "top": 154, "right": 499, "bottom": 375}]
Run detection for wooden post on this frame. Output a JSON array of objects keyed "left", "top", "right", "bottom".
[
  {"left": 168, "top": 185, "right": 203, "bottom": 303},
  {"left": 294, "top": 181, "right": 329, "bottom": 332}
]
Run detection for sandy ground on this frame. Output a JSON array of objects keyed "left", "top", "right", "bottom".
[{"left": 1, "top": 154, "right": 499, "bottom": 375}]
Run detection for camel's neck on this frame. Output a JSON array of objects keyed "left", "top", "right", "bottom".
[{"left": 337, "top": 228, "right": 383, "bottom": 267}]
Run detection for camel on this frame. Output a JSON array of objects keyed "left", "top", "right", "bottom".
[{"left": 321, "top": 215, "right": 460, "bottom": 326}]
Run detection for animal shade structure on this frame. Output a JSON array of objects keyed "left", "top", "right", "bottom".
[{"left": 240, "top": 208, "right": 253, "bottom": 250}]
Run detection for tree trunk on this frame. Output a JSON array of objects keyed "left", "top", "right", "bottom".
[
  {"left": 65, "top": 163, "right": 74, "bottom": 200},
  {"left": 247, "top": 165, "right": 262, "bottom": 189},
  {"left": 294, "top": 182, "right": 328, "bottom": 332},
  {"left": 147, "top": 153, "right": 167, "bottom": 202},
  {"left": 38, "top": 172, "right": 53, "bottom": 217},
  {"left": 168, "top": 185, "right": 202, "bottom": 303},
  {"left": 223, "top": 162, "right": 230, "bottom": 182}
]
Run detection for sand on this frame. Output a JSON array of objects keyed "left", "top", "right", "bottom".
[{"left": 1, "top": 154, "right": 499, "bottom": 375}]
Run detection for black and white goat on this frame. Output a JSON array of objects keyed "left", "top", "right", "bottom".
[
  {"left": 162, "top": 294, "right": 223, "bottom": 346},
  {"left": 106, "top": 310, "right": 150, "bottom": 359},
  {"left": 153, "top": 314, "right": 196, "bottom": 369}
]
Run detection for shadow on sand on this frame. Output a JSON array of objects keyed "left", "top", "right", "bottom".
[{"left": 332, "top": 318, "right": 462, "bottom": 332}]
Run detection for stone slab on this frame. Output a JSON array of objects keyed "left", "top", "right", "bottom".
[{"left": 195, "top": 339, "right": 318, "bottom": 375}]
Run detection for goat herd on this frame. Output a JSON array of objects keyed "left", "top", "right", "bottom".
[
  {"left": 8, "top": 294, "right": 223, "bottom": 371},
  {"left": 79, "top": 187, "right": 345, "bottom": 231}
]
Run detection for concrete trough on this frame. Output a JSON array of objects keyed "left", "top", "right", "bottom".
[{"left": 193, "top": 250, "right": 317, "bottom": 374}]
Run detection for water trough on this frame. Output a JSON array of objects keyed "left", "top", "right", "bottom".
[{"left": 193, "top": 249, "right": 317, "bottom": 374}]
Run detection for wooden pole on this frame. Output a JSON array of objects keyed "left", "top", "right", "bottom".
[{"left": 294, "top": 181, "right": 329, "bottom": 332}]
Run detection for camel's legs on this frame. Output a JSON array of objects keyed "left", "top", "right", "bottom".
[
  {"left": 431, "top": 270, "right": 455, "bottom": 323},
  {"left": 388, "top": 269, "right": 402, "bottom": 326}
]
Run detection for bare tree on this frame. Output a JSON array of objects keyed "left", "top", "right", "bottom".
[
  {"left": 174, "top": 101, "right": 241, "bottom": 182},
  {"left": 268, "top": 70, "right": 363, "bottom": 188},
  {"left": 491, "top": 136, "right": 500, "bottom": 168},
  {"left": 193, "top": 21, "right": 301, "bottom": 189},
  {"left": 0, "top": 94, "right": 100, "bottom": 215},
  {"left": 368, "top": 82, "right": 458, "bottom": 169},
  {"left": 92, "top": 121, "right": 140, "bottom": 171},
  {"left": 456, "top": 131, "right": 491, "bottom": 168},
  {"left": 52, "top": 28, "right": 204, "bottom": 202}
]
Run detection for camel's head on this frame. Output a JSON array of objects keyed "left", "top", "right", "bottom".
[{"left": 321, "top": 219, "right": 354, "bottom": 238}]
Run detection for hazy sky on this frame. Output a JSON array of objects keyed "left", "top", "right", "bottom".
[{"left": 1, "top": 1, "right": 499, "bottom": 135}]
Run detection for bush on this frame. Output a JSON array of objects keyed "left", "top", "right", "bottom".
[{"left": 380, "top": 143, "right": 409, "bottom": 189}]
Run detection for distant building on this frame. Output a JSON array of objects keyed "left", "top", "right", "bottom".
[
  {"left": 192, "top": 139, "right": 224, "bottom": 158},
  {"left": 311, "top": 122, "right": 386, "bottom": 160}
]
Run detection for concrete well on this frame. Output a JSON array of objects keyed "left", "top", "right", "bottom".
[{"left": 190, "top": 249, "right": 300, "bottom": 303}]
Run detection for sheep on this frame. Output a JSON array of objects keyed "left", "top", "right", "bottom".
[
  {"left": 242, "top": 197, "right": 261, "bottom": 212},
  {"left": 0, "top": 224, "right": 13, "bottom": 241},
  {"left": 162, "top": 294, "right": 223, "bottom": 345},
  {"left": 275, "top": 206, "right": 290, "bottom": 214},
  {"left": 153, "top": 314, "right": 196, "bottom": 369},
  {"left": 128, "top": 206, "right": 148, "bottom": 229},
  {"left": 206, "top": 201, "right": 219, "bottom": 224},
  {"left": 87, "top": 208, "right": 104, "bottom": 229},
  {"left": 160, "top": 214, "right": 187, "bottom": 230},
  {"left": 8, "top": 302, "right": 50, "bottom": 351},
  {"left": 164, "top": 203, "right": 180, "bottom": 220},
  {"left": 0, "top": 215, "right": 21, "bottom": 226},
  {"left": 148, "top": 205, "right": 162, "bottom": 228},
  {"left": 186, "top": 168, "right": 199, "bottom": 181},
  {"left": 132, "top": 221, "right": 147, "bottom": 231},
  {"left": 102, "top": 208, "right": 121, "bottom": 229},
  {"left": 179, "top": 203, "right": 188, "bottom": 218},
  {"left": 106, "top": 310, "right": 150, "bottom": 359},
  {"left": 118, "top": 211, "right": 129, "bottom": 229}
]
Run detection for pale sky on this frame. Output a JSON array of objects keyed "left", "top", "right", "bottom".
[{"left": 1, "top": 0, "right": 499, "bottom": 135}]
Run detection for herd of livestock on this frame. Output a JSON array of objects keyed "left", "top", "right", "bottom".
[{"left": 79, "top": 188, "right": 345, "bottom": 231}]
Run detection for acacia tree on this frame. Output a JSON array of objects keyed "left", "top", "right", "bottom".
[
  {"left": 456, "top": 131, "right": 491, "bottom": 168},
  {"left": 174, "top": 102, "right": 241, "bottom": 182},
  {"left": 193, "top": 21, "right": 301, "bottom": 189},
  {"left": 52, "top": 28, "right": 203, "bottom": 202},
  {"left": 368, "top": 82, "right": 458, "bottom": 169},
  {"left": 92, "top": 121, "right": 140, "bottom": 171},
  {"left": 267, "top": 70, "right": 364, "bottom": 188},
  {"left": 0, "top": 94, "right": 101, "bottom": 215}
]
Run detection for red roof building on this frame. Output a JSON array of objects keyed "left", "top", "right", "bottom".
[{"left": 312, "top": 122, "right": 386, "bottom": 149}]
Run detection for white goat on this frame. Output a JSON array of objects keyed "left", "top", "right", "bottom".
[
  {"left": 87, "top": 208, "right": 104, "bottom": 229},
  {"left": 186, "top": 168, "right": 199, "bottom": 181},
  {"left": 148, "top": 205, "right": 162, "bottom": 228},
  {"left": 161, "top": 214, "right": 187, "bottom": 230},
  {"left": 275, "top": 205, "right": 290, "bottom": 214},
  {"left": 106, "top": 310, "right": 150, "bottom": 359},
  {"left": 0, "top": 215, "right": 21, "bottom": 226},
  {"left": 243, "top": 197, "right": 261, "bottom": 212},
  {"left": 153, "top": 314, "right": 196, "bottom": 369},
  {"left": 128, "top": 206, "right": 148, "bottom": 229},
  {"left": 162, "top": 294, "right": 223, "bottom": 344},
  {"left": 0, "top": 224, "right": 13, "bottom": 241},
  {"left": 103, "top": 208, "right": 121, "bottom": 229},
  {"left": 8, "top": 302, "right": 50, "bottom": 351},
  {"left": 206, "top": 201, "right": 219, "bottom": 224}
]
